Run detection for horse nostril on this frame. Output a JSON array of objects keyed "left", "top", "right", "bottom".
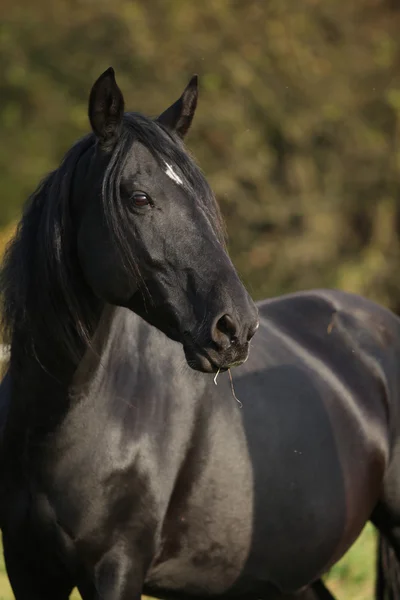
[{"left": 212, "top": 313, "right": 239, "bottom": 349}]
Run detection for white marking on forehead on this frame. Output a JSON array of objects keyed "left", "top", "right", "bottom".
[{"left": 164, "top": 162, "right": 183, "bottom": 186}]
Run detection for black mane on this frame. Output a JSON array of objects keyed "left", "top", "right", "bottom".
[{"left": 0, "top": 114, "right": 225, "bottom": 368}]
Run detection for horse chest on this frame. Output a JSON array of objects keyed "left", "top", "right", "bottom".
[{"left": 146, "top": 493, "right": 253, "bottom": 596}]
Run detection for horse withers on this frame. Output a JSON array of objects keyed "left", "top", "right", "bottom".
[{"left": 0, "top": 69, "right": 392, "bottom": 600}]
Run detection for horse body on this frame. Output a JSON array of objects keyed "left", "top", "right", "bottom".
[{"left": 1, "top": 288, "right": 398, "bottom": 598}]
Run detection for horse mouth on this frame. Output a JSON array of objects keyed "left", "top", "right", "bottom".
[
  {"left": 183, "top": 346, "right": 224, "bottom": 373},
  {"left": 182, "top": 335, "right": 248, "bottom": 374},
  {"left": 127, "top": 293, "right": 250, "bottom": 373}
]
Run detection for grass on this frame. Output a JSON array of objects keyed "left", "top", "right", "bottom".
[
  {"left": 0, "top": 525, "right": 376, "bottom": 599},
  {"left": 326, "top": 523, "right": 376, "bottom": 599}
]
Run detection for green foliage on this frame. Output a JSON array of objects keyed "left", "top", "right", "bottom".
[{"left": 2, "top": 0, "right": 400, "bottom": 309}]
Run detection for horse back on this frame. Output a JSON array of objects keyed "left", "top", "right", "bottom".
[
  {"left": 253, "top": 288, "right": 400, "bottom": 452},
  {"left": 256, "top": 289, "right": 400, "bottom": 408}
]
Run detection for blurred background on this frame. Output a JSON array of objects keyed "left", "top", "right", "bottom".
[{"left": 1, "top": 0, "right": 399, "bottom": 597}]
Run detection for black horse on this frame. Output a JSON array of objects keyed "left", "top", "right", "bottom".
[{"left": 0, "top": 68, "right": 396, "bottom": 600}]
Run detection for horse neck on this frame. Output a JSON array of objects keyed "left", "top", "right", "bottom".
[{"left": 6, "top": 300, "right": 115, "bottom": 447}]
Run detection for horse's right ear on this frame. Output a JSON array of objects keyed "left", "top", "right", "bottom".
[{"left": 89, "top": 67, "right": 125, "bottom": 148}]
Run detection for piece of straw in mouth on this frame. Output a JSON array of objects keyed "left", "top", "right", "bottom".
[
  {"left": 228, "top": 368, "right": 242, "bottom": 408},
  {"left": 214, "top": 367, "right": 242, "bottom": 408}
]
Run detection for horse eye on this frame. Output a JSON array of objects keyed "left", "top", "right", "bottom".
[{"left": 132, "top": 192, "right": 150, "bottom": 207}]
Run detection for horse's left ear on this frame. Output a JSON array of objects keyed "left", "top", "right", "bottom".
[
  {"left": 157, "top": 75, "right": 198, "bottom": 139},
  {"left": 89, "top": 67, "right": 125, "bottom": 148}
]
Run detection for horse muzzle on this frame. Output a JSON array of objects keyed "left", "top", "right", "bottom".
[{"left": 183, "top": 335, "right": 253, "bottom": 374}]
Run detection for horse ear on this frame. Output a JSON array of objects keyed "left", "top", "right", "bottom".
[
  {"left": 89, "top": 67, "right": 125, "bottom": 148},
  {"left": 157, "top": 75, "right": 198, "bottom": 138}
]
